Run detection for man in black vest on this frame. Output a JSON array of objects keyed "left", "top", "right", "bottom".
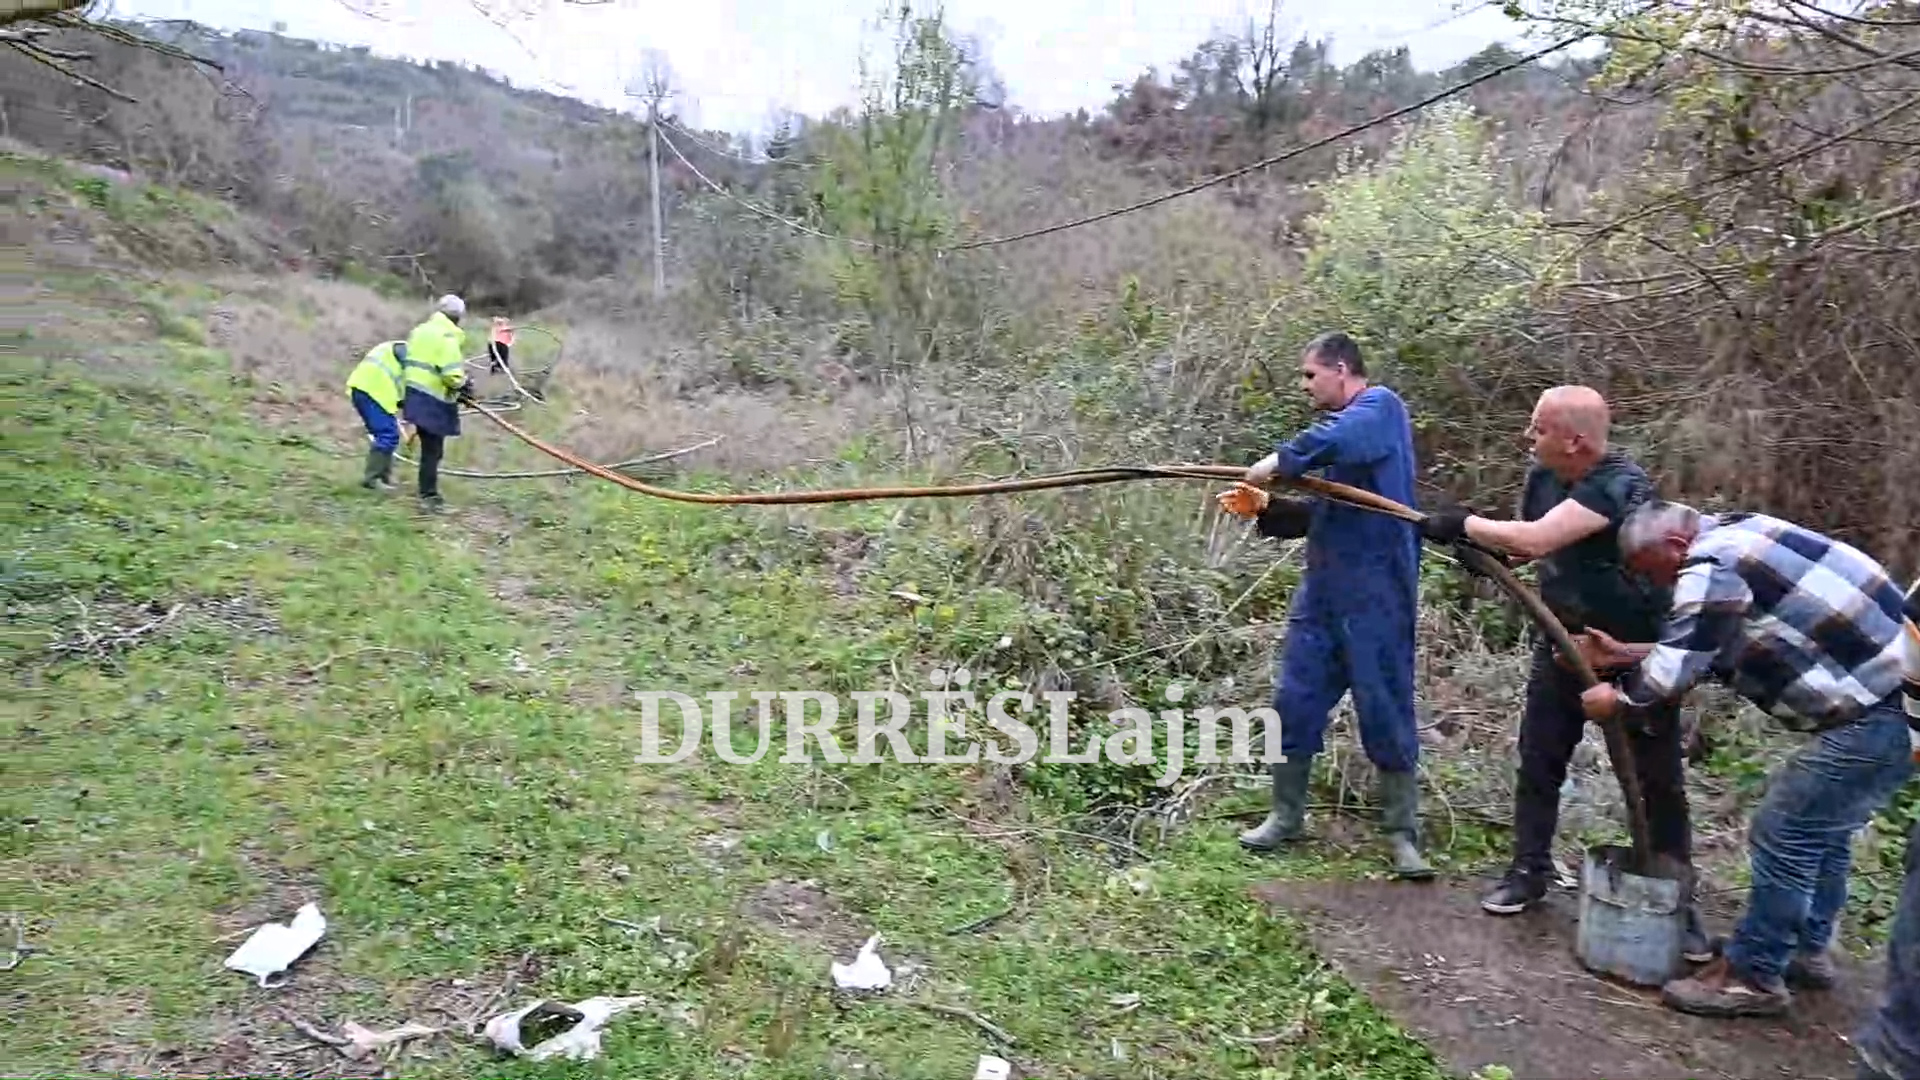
[{"left": 1423, "top": 386, "right": 1705, "bottom": 959}]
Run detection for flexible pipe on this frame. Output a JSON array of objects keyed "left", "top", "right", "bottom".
[{"left": 461, "top": 400, "right": 1653, "bottom": 865}]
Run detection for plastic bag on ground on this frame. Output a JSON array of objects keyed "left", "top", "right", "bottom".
[
  {"left": 223, "top": 902, "right": 326, "bottom": 988},
  {"left": 481, "top": 995, "right": 650, "bottom": 1061}
]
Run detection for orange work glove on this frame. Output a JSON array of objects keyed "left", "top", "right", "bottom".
[{"left": 1216, "top": 482, "right": 1271, "bottom": 519}]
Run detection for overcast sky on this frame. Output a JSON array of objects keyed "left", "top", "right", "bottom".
[{"left": 104, "top": 0, "right": 1528, "bottom": 139}]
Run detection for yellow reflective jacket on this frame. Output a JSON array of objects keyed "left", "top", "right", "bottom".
[
  {"left": 402, "top": 311, "right": 468, "bottom": 403},
  {"left": 345, "top": 340, "right": 406, "bottom": 414}
]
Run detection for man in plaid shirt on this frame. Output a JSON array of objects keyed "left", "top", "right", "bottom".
[
  {"left": 1577, "top": 502, "right": 1914, "bottom": 1021},
  {"left": 1855, "top": 574, "right": 1919, "bottom": 1080}
]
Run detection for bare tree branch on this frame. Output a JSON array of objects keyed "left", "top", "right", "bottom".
[
  {"left": 4, "top": 37, "right": 133, "bottom": 100},
  {"left": 1, "top": 4, "right": 221, "bottom": 101},
  {"left": 50, "top": 11, "right": 216, "bottom": 67}
]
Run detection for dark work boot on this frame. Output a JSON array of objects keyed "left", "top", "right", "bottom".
[
  {"left": 1481, "top": 864, "right": 1548, "bottom": 915},
  {"left": 1239, "top": 755, "right": 1312, "bottom": 851},
  {"left": 362, "top": 448, "right": 395, "bottom": 490},
  {"left": 1377, "top": 768, "right": 1434, "bottom": 880},
  {"left": 415, "top": 428, "right": 451, "bottom": 511}
]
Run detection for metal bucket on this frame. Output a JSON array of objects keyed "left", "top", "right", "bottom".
[{"left": 1575, "top": 843, "right": 1686, "bottom": 987}]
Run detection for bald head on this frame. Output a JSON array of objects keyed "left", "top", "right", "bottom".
[
  {"left": 1536, "top": 385, "right": 1610, "bottom": 443},
  {"left": 1527, "top": 385, "right": 1611, "bottom": 477}
]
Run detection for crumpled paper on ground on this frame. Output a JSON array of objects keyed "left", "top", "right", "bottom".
[
  {"left": 223, "top": 902, "right": 326, "bottom": 988},
  {"left": 830, "top": 934, "right": 892, "bottom": 991},
  {"left": 481, "top": 995, "right": 650, "bottom": 1061}
]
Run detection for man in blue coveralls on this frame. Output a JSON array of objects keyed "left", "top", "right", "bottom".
[{"left": 1222, "top": 331, "right": 1429, "bottom": 879}]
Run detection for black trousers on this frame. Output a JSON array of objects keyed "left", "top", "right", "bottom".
[
  {"left": 416, "top": 430, "right": 445, "bottom": 498},
  {"left": 1511, "top": 640, "right": 1692, "bottom": 877}
]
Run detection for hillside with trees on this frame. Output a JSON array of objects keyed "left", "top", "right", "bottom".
[{"left": 11, "top": 3, "right": 1911, "bottom": 568}]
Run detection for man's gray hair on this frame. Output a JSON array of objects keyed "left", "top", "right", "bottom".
[{"left": 1619, "top": 499, "right": 1703, "bottom": 556}]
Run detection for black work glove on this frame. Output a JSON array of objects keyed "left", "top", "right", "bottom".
[
  {"left": 1255, "top": 496, "right": 1313, "bottom": 540},
  {"left": 1421, "top": 506, "right": 1471, "bottom": 544},
  {"left": 455, "top": 382, "right": 477, "bottom": 404}
]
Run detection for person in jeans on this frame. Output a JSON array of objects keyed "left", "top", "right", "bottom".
[
  {"left": 345, "top": 338, "right": 407, "bottom": 490},
  {"left": 1422, "top": 386, "right": 1704, "bottom": 957},
  {"left": 1579, "top": 502, "right": 1915, "bottom": 1019},
  {"left": 1853, "top": 574, "right": 1919, "bottom": 1080}
]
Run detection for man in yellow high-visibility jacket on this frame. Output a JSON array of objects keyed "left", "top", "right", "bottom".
[
  {"left": 398, "top": 294, "right": 473, "bottom": 511},
  {"left": 346, "top": 338, "right": 408, "bottom": 489}
]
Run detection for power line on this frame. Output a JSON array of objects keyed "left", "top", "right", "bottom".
[
  {"left": 649, "top": 17, "right": 1607, "bottom": 258},
  {"left": 1408, "top": 0, "right": 1502, "bottom": 38},
  {"left": 654, "top": 122, "right": 875, "bottom": 247},
  {"left": 942, "top": 26, "right": 1597, "bottom": 252},
  {"left": 661, "top": 116, "right": 814, "bottom": 168}
]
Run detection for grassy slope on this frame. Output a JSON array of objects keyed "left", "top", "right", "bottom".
[{"left": 3, "top": 252, "right": 1457, "bottom": 1078}]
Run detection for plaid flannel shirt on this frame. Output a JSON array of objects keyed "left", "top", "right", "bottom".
[
  {"left": 1617, "top": 513, "right": 1910, "bottom": 732},
  {"left": 1903, "top": 576, "right": 1919, "bottom": 725}
]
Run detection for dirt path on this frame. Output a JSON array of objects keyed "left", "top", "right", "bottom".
[{"left": 1253, "top": 874, "right": 1884, "bottom": 1080}]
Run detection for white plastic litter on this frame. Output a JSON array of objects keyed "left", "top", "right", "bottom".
[
  {"left": 482, "top": 995, "right": 651, "bottom": 1061},
  {"left": 223, "top": 902, "right": 326, "bottom": 987},
  {"left": 829, "top": 934, "right": 892, "bottom": 991},
  {"left": 973, "top": 1053, "right": 1013, "bottom": 1080}
]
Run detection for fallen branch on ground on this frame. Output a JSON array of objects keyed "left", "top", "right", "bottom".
[
  {"left": 1221, "top": 1019, "right": 1305, "bottom": 1045},
  {"left": 931, "top": 807, "right": 1149, "bottom": 861},
  {"left": 46, "top": 598, "right": 183, "bottom": 662},
  {"left": 290, "top": 646, "right": 424, "bottom": 684},
  {"left": 912, "top": 999, "right": 1016, "bottom": 1045},
  {"left": 288, "top": 1016, "right": 445, "bottom": 1061}
]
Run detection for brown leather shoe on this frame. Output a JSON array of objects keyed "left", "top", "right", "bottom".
[
  {"left": 1786, "top": 949, "right": 1837, "bottom": 990},
  {"left": 1661, "top": 955, "right": 1790, "bottom": 1017}
]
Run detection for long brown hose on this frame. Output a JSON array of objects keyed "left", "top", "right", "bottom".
[{"left": 467, "top": 401, "right": 1655, "bottom": 868}]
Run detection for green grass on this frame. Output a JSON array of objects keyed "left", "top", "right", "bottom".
[{"left": 1, "top": 301, "right": 1453, "bottom": 1077}]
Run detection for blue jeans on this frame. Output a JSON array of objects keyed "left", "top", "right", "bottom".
[
  {"left": 352, "top": 388, "right": 399, "bottom": 453},
  {"left": 1856, "top": 806, "right": 1920, "bottom": 1080},
  {"left": 1723, "top": 696, "right": 1914, "bottom": 988}
]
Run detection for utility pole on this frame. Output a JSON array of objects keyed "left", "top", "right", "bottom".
[
  {"left": 626, "top": 49, "right": 672, "bottom": 302},
  {"left": 648, "top": 97, "right": 664, "bottom": 300},
  {"left": 393, "top": 93, "right": 411, "bottom": 150}
]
